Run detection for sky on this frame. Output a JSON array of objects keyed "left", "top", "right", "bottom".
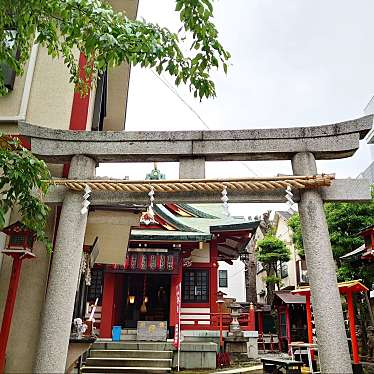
[{"left": 97, "top": 0, "right": 374, "bottom": 217}]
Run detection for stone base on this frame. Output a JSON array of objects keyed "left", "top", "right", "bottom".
[
  {"left": 224, "top": 334, "right": 250, "bottom": 364},
  {"left": 171, "top": 342, "right": 217, "bottom": 369},
  {"left": 239, "top": 331, "right": 259, "bottom": 359}
]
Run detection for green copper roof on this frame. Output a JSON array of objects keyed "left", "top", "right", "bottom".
[
  {"left": 177, "top": 203, "right": 219, "bottom": 219},
  {"left": 154, "top": 205, "right": 200, "bottom": 232}
]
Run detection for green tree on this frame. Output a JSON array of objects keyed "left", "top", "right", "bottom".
[
  {"left": 0, "top": 136, "right": 51, "bottom": 251},
  {"left": 0, "top": 0, "right": 230, "bottom": 99},
  {"left": 0, "top": 0, "right": 229, "bottom": 249},
  {"left": 256, "top": 234, "right": 290, "bottom": 305},
  {"left": 287, "top": 192, "right": 374, "bottom": 287}
]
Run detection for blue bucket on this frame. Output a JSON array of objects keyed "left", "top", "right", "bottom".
[{"left": 112, "top": 325, "right": 121, "bottom": 341}]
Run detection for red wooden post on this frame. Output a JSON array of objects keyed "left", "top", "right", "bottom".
[
  {"left": 305, "top": 294, "right": 315, "bottom": 360},
  {"left": 69, "top": 54, "right": 91, "bottom": 131},
  {"left": 219, "top": 308, "right": 223, "bottom": 349},
  {"left": 169, "top": 273, "right": 178, "bottom": 328},
  {"left": 285, "top": 306, "right": 291, "bottom": 353},
  {"left": 346, "top": 291, "right": 360, "bottom": 364},
  {"left": 170, "top": 261, "right": 183, "bottom": 330},
  {"left": 100, "top": 272, "right": 116, "bottom": 338},
  {"left": 247, "top": 303, "right": 256, "bottom": 331},
  {"left": 209, "top": 241, "right": 218, "bottom": 315},
  {"left": 0, "top": 255, "right": 23, "bottom": 373}
]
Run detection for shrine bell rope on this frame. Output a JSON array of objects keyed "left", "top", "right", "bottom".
[{"left": 48, "top": 174, "right": 334, "bottom": 193}]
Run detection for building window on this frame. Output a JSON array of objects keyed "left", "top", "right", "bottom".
[
  {"left": 182, "top": 269, "right": 209, "bottom": 303},
  {"left": 279, "top": 261, "right": 288, "bottom": 278},
  {"left": 1, "top": 29, "right": 18, "bottom": 92},
  {"left": 219, "top": 270, "right": 228, "bottom": 288},
  {"left": 87, "top": 269, "right": 103, "bottom": 303}
]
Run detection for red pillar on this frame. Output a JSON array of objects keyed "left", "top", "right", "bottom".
[
  {"left": 69, "top": 53, "right": 91, "bottom": 131},
  {"left": 63, "top": 53, "right": 91, "bottom": 177},
  {"left": 210, "top": 241, "right": 218, "bottom": 315},
  {"left": 100, "top": 272, "right": 116, "bottom": 338},
  {"left": 346, "top": 291, "right": 360, "bottom": 364},
  {"left": 248, "top": 303, "right": 256, "bottom": 331},
  {"left": 285, "top": 305, "right": 291, "bottom": 352},
  {"left": 0, "top": 255, "right": 23, "bottom": 373},
  {"left": 170, "top": 263, "right": 182, "bottom": 327},
  {"left": 306, "top": 294, "right": 313, "bottom": 344},
  {"left": 305, "top": 294, "right": 315, "bottom": 360}
]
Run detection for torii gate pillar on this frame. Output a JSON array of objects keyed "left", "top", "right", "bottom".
[
  {"left": 33, "top": 155, "right": 96, "bottom": 374},
  {"left": 292, "top": 152, "right": 352, "bottom": 374}
]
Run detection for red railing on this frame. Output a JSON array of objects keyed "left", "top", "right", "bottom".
[
  {"left": 180, "top": 311, "right": 256, "bottom": 350},
  {"left": 180, "top": 312, "right": 255, "bottom": 331}
]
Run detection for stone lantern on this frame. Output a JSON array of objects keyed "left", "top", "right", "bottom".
[
  {"left": 0, "top": 221, "right": 36, "bottom": 371},
  {"left": 223, "top": 302, "right": 249, "bottom": 361},
  {"left": 1, "top": 221, "right": 36, "bottom": 259},
  {"left": 229, "top": 302, "right": 242, "bottom": 334}
]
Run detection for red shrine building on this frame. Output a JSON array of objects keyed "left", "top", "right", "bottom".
[{"left": 79, "top": 203, "right": 260, "bottom": 339}]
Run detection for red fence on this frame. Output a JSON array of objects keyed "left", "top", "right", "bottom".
[{"left": 180, "top": 312, "right": 256, "bottom": 331}]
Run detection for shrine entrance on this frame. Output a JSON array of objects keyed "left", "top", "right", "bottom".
[{"left": 119, "top": 273, "right": 170, "bottom": 329}]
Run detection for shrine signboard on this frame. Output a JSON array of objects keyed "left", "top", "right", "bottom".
[{"left": 137, "top": 321, "right": 168, "bottom": 341}]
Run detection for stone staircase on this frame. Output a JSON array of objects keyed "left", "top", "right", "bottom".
[{"left": 81, "top": 341, "right": 172, "bottom": 373}]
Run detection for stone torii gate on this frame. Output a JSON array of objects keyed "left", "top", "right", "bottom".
[{"left": 19, "top": 115, "right": 372, "bottom": 374}]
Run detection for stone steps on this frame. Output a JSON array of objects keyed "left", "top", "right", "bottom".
[
  {"left": 118, "top": 329, "right": 137, "bottom": 341},
  {"left": 90, "top": 349, "right": 172, "bottom": 359},
  {"left": 85, "top": 357, "right": 172, "bottom": 368},
  {"left": 93, "top": 341, "right": 172, "bottom": 351},
  {"left": 81, "top": 366, "right": 171, "bottom": 373},
  {"left": 81, "top": 341, "right": 173, "bottom": 373}
]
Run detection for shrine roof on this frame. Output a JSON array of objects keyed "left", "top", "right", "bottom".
[
  {"left": 292, "top": 280, "right": 368, "bottom": 296},
  {"left": 274, "top": 291, "right": 306, "bottom": 304},
  {"left": 131, "top": 203, "right": 260, "bottom": 259},
  {"left": 358, "top": 224, "right": 374, "bottom": 236},
  {"left": 340, "top": 244, "right": 365, "bottom": 261}
]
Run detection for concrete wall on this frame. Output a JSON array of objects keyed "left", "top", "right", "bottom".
[
  {"left": 101, "top": 0, "right": 138, "bottom": 131},
  {"left": 26, "top": 47, "right": 76, "bottom": 130},
  {"left": 274, "top": 214, "right": 298, "bottom": 289},
  {"left": 0, "top": 208, "right": 55, "bottom": 373}
]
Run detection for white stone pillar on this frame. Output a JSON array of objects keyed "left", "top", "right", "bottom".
[
  {"left": 179, "top": 158, "right": 205, "bottom": 179},
  {"left": 34, "top": 155, "right": 96, "bottom": 373},
  {"left": 292, "top": 152, "right": 352, "bottom": 374}
]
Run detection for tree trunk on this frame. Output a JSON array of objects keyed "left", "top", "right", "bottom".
[
  {"left": 265, "top": 265, "right": 276, "bottom": 306},
  {"left": 245, "top": 247, "right": 258, "bottom": 304}
]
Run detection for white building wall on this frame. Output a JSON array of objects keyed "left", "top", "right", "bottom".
[
  {"left": 218, "top": 259, "right": 246, "bottom": 302},
  {"left": 274, "top": 215, "right": 298, "bottom": 289}
]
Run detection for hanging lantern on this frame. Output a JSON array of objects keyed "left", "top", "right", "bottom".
[
  {"left": 1, "top": 221, "right": 36, "bottom": 258},
  {"left": 128, "top": 295, "right": 135, "bottom": 304}
]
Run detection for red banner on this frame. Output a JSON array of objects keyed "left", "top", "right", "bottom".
[
  {"left": 173, "top": 281, "right": 182, "bottom": 349},
  {"left": 111, "top": 252, "right": 178, "bottom": 273}
]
